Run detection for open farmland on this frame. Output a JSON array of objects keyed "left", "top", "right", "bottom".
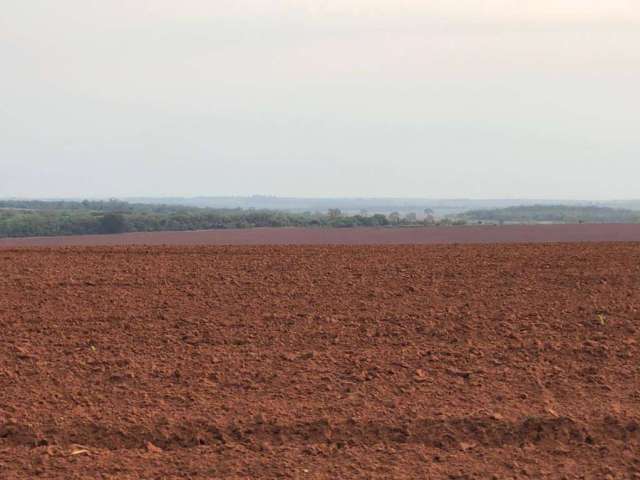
[
  {"left": 1, "top": 244, "right": 640, "bottom": 479},
  {"left": 3, "top": 223, "right": 640, "bottom": 247}
]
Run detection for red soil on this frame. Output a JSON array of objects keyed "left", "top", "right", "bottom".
[
  {"left": 2, "top": 223, "right": 640, "bottom": 247},
  {"left": 1, "top": 243, "right": 639, "bottom": 479}
]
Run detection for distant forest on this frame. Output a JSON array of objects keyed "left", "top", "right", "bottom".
[
  {"left": 0, "top": 200, "right": 442, "bottom": 238},
  {"left": 458, "top": 205, "right": 640, "bottom": 224},
  {"left": 2, "top": 200, "right": 639, "bottom": 238}
]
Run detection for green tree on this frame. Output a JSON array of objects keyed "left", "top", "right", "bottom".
[
  {"left": 99, "top": 213, "right": 128, "bottom": 234},
  {"left": 328, "top": 208, "right": 342, "bottom": 219}
]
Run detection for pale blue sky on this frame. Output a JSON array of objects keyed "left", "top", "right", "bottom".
[{"left": 1, "top": 1, "right": 638, "bottom": 199}]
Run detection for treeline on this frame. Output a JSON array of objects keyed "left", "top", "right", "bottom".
[
  {"left": 0, "top": 200, "right": 440, "bottom": 237},
  {"left": 5, "top": 200, "right": 634, "bottom": 238},
  {"left": 458, "top": 205, "right": 640, "bottom": 224},
  {"left": 0, "top": 199, "right": 195, "bottom": 214}
]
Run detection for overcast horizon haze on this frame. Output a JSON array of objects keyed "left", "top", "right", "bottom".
[{"left": 2, "top": 1, "right": 638, "bottom": 200}]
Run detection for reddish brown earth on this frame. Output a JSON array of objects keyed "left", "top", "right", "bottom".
[
  {"left": 1, "top": 243, "right": 639, "bottom": 479},
  {"left": 3, "top": 224, "right": 640, "bottom": 247}
]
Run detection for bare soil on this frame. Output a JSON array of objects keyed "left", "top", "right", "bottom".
[
  {"left": 3, "top": 223, "right": 640, "bottom": 247},
  {"left": 1, "top": 243, "right": 639, "bottom": 478}
]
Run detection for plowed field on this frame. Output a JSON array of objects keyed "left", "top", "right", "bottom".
[
  {"left": 3, "top": 223, "right": 640, "bottom": 247},
  {"left": 1, "top": 244, "right": 639, "bottom": 479}
]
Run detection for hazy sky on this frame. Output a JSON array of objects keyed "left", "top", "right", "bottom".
[{"left": 2, "top": 1, "right": 639, "bottom": 199}]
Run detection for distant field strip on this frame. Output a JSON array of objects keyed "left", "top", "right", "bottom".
[{"left": 2, "top": 224, "right": 640, "bottom": 247}]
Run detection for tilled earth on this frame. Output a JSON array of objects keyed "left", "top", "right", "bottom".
[
  {"left": 4, "top": 224, "right": 640, "bottom": 247},
  {"left": 1, "top": 244, "right": 639, "bottom": 479}
]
